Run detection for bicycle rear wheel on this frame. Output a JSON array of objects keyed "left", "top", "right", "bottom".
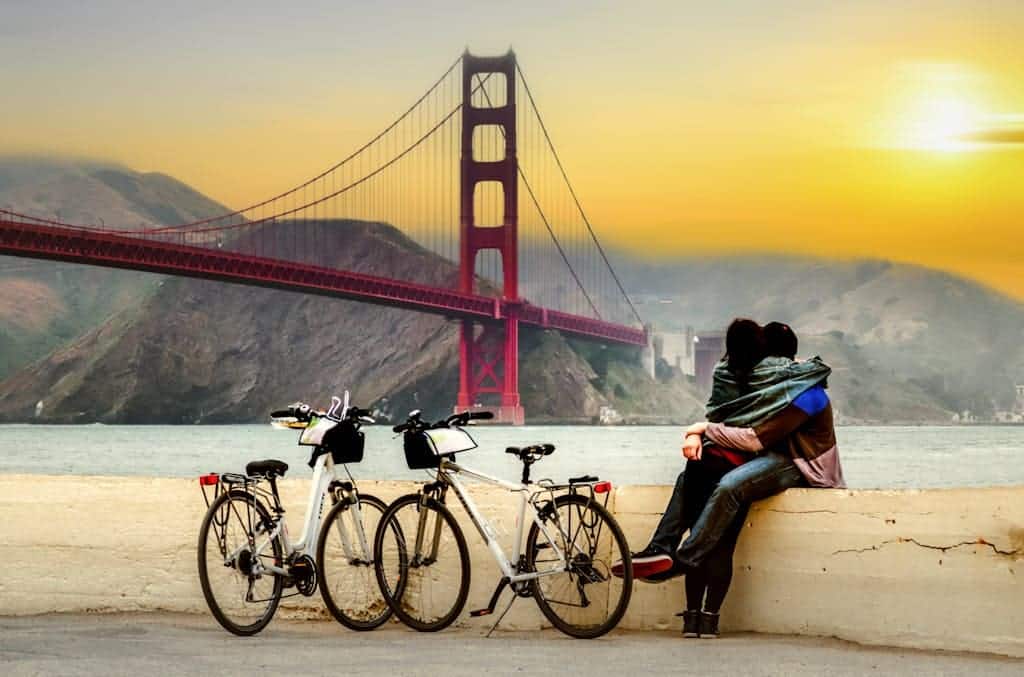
[
  {"left": 317, "top": 493, "right": 394, "bottom": 630},
  {"left": 373, "top": 493, "right": 470, "bottom": 632},
  {"left": 525, "top": 492, "right": 632, "bottom": 638},
  {"left": 197, "top": 490, "right": 284, "bottom": 636}
]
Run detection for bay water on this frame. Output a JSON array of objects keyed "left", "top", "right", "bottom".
[{"left": 1, "top": 424, "right": 1021, "bottom": 489}]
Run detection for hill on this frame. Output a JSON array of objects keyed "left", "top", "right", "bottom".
[
  {"left": 617, "top": 254, "right": 1024, "bottom": 420},
  {"left": 0, "top": 158, "right": 696, "bottom": 423},
  {"left": 2, "top": 157, "right": 1021, "bottom": 424},
  {"left": 0, "top": 157, "right": 231, "bottom": 379}
]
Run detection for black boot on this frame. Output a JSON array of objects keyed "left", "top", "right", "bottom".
[
  {"left": 681, "top": 610, "right": 700, "bottom": 638},
  {"left": 699, "top": 611, "right": 720, "bottom": 638}
]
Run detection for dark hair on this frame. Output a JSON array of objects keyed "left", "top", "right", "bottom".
[
  {"left": 764, "top": 322, "right": 798, "bottom": 359},
  {"left": 724, "top": 318, "right": 766, "bottom": 377}
]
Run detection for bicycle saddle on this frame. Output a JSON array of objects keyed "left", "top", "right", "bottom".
[
  {"left": 505, "top": 444, "right": 555, "bottom": 458},
  {"left": 246, "top": 459, "right": 289, "bottom": 479}
]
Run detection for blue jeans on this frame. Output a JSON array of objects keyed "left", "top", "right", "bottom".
[
  {"left": 649, "top": 455, "right": 737, "bottom": 554},
  {"left": 675, "top": 452, "right": 806, "bottom": 568}
]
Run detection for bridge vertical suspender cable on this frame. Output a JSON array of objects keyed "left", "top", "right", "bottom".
[
  {"left": 515, "top": 63, "right": 643, "bottom": 326},
  {"left": 475, "top": 72, "right": 602, "bottom": 320}
]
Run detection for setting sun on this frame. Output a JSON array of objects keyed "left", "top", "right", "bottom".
[
  {"left": 885, "top": 63, "right": 988, "bottom": 152},
  {"left": 903, "top": 95, "right": 982, "bottom": 152}
]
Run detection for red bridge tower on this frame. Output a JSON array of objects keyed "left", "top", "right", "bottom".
[{"left": 456, "top": 51, "right": 524, "bottom": 424}]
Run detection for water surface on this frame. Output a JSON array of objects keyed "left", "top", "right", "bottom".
[{"left": 2, "top": 424, "right": 1021, "bottom": 489}]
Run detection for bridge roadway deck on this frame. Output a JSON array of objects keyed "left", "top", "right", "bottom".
[
  {"left": 0, "top": 219, "right": 646, "bottom": 346},
  {"left": 1, "top": 613, "right": 1020, "bottom": 676}
]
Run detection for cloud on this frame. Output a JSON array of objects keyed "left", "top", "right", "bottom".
[
  {"left": 962, "top": 129, "right": 1024, "bottom": 144},
  {"left": 961, "top": 117, "right": 1024, "bottom": 145}
]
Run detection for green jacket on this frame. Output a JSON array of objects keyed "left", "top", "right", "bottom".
[{"left": 705, "top": 356, "right": 832, "bottom": 427}]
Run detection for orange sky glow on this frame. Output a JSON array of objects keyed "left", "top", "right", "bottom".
[{"left": 1, "top": 1, "right": 1021, "bottom": 299}]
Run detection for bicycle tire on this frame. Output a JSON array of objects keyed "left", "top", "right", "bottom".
[
  {"left": 197, "top": 490, "right": 284, "bottom": 636},
  {"left": 317, "top": 492, "right": 394, "bottom": 631},
  {"left": 525, "top": 492, "right": 633, "bottom": 639},
  {"left": 373, "top": 493, "right": 470, "bottom": 632}
]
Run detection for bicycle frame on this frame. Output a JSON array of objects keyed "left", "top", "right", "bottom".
[
  {"left": 244, "top": 452, "right": 372, "bottom": 578},
  {"left": 433, "top": 458, "right": 571, "bottom": 584}
]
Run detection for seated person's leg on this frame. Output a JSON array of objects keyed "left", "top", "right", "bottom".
[
  {"left": 647, "top": 465, "right": 690, "bottom": 554},
  {"left": 615, "top": 459, "right": 714, "bottom": 579},
  {"left": 681, "top": 569, "right": 707, "bottom": 637},
  {"left": 703, "top": 503, "right": 750, "bottom": 615},
  {"left": 676, "top": 452, "right": 805, "bottom": 568},
  {"left": 636, "top": 455, "right": 735, "bottom": 582},
  {"left": 681, "top": 504, "right": 749, "bottom": 638}
]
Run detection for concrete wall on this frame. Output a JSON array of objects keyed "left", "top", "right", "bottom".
[{"left": 1, "top": 474, "right": 1021, "bottom": 656}]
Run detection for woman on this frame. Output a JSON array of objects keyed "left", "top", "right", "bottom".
[{"left": 612, "top": 318, "right": 766, "bottom": 635}]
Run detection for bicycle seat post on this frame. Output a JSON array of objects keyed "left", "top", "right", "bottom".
[
  {"left": 267, "top": 474, "right": 283, "bottom": 513},
  {"left": 521, "top": 457, "right": 532, "bottom": 485}
]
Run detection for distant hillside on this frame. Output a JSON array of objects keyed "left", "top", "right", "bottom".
[
  {"left": 0, "top": 158, "right": 692, "bottom": 423},
  {"left": 3, "top": 157, "right": 1021, "bottom": 424},
  {"left": 0, "top": 215, "right": 696, "bottom": 424},
  {"left": 0, "top": 157, "right": 232, "bottom": 379},
  {"left": 616, "top": 254, "right": 1024, "bottom": 420}
]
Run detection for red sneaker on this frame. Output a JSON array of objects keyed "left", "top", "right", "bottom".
[{"left": 611, "top": 546, "right": 674, "bottom": 579}]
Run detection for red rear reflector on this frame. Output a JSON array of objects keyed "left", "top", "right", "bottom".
[
  {"left": 199, "top": 473, "right": 219, "bottom": 486},
  {"left": 593, "top": 481, "right": 611, "bottom": 494}
]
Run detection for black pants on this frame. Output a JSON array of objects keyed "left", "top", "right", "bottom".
[{"left": 649, "top": 455, "right": 750, "bottom": 613}]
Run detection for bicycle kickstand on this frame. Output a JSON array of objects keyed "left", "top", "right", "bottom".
[{"left": 469, "top": 577, "right": 516, "bottom": 638}]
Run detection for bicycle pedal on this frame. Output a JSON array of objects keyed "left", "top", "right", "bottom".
[{"left": 469, "top": 576, "right": 510, "bottom": 619}]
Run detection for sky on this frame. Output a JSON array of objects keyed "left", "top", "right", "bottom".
[{"left": 2, "top": 0, "right": 1022, "bottom": 299}]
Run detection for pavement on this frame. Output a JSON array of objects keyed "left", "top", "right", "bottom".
[{"left": 1, "top": 613, "right": 1022, "bottom": 676}]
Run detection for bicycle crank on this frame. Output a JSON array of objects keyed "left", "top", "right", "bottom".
[{"left": 286, "top": 554, "right": 318, "bottom": 597}]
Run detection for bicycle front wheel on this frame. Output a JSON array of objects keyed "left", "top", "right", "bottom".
[
  {"left": 373, "top": 493, "right": 470, "bottom": 632},
  {"left": 197, "top": 490, "right": 284, "bottom": 636},
  {"left": 317, "top": 492, "right": 393, "bottom": 631},
  {"left": 525, "top": 492, "right": 633, "bottom": 638}
]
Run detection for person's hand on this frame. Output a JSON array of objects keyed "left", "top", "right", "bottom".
[
  {"left": 685, "top": 421, "right": 708, "bottom": 437},
  {"left": 682, "top": 432, "right": 702, "bottom": 460}
]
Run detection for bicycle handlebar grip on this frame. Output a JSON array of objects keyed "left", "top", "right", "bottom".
[
  {"left": 470, "top": 411, "right": 494, "bottom": 420},
  {"left": 270, "top": 401, "right": 313, "bottom": 421},
  {"left": 392, "top": 423, "right": 409, "bottom": 433}
]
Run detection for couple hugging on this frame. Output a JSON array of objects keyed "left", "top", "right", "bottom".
[{"left": 611, "top": 319, "right": 845, "bottom": 638}]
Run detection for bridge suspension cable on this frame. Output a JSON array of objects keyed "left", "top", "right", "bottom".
[{"left": 1, "top": 52, "right": 642, "bottom": 331}]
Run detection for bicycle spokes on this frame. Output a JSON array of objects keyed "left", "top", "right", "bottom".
[{"left": 526, "top": 493, "right": 632, "bottom": 638}]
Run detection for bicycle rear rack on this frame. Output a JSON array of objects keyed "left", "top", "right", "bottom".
[{"left": 535, "top": 477, "right": 614, "bottom": 513}]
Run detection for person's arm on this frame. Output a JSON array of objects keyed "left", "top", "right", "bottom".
[{"left": 703, "top": 386, "right": 830, "bottom": 453}]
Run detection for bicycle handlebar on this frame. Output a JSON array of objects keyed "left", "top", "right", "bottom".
[
  {"left": 271, "top": 401, "right": 375, "bottom": 427},
  {"left": 448, "top": 410, "right": 494, "bottom": 425},
  {"left": 393, "top": 409, "right": 493, "bottom": 433}
]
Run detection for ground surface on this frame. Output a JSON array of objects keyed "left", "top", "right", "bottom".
[{"left": 2, "top": 614, "right": 1022, "bottom": 676}]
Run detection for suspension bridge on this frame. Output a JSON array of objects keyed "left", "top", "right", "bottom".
[{"left": 0, "top": 51, "right": 646, "bottom": 424}]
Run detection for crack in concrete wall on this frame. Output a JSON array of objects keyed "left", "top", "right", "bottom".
[
  {"left": 765, "top": 508, "right": 936, "bottom": 518},
  {"left": 832, "top": 537, "right": 1019, "bottom": 558}
]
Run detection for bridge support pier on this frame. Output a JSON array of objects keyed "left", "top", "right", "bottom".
[
  {"left": 456, "top": 50, "right": 524, "bottom": 424},
  {"left": 456, "top": 315, "right": 524, "bottom": 425}
]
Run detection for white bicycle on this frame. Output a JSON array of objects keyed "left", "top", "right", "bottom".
[
  {"left": 196, "top": 394, "right": 397, "bottom": 635},
  {"left": 374, "top": 410, "right": 634, "bottom": 639}
]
